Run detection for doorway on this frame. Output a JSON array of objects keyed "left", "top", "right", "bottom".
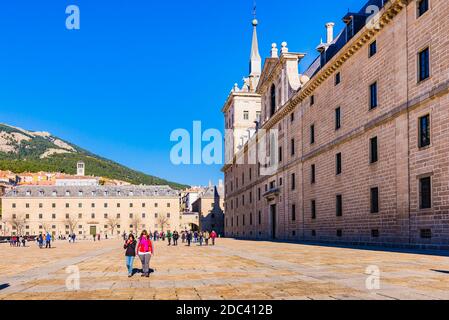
[{"left": 90, "top": 226, "right": 97, "bottom": 236}]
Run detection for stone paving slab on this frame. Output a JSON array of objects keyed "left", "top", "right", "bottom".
[{"left": 0, "top": 238, "right": 449, "bottom": 300}]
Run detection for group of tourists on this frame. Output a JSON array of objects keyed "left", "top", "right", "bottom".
[
  {"left": 35, "top": 232, "right": 53, "bottom": 249},
  {"left": 9, "top": 235, "right": 26, "bottom": 247},
  {"left": 123, "top": 229, "right": 219, "bottom": 277}
]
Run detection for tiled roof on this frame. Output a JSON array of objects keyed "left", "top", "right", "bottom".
[{"left": 4, "top": 185, "right": 179, "bottom": 198}]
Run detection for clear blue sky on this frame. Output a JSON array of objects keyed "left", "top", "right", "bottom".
[{"left": 0, "top": 0, "right": 365, "bottom": 186}]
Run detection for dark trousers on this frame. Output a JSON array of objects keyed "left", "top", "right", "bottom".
[
  {"left": 45, "top": 241, "right": 51, "bottom": 248},
  {"left": 187, "top": 239, "right": 191, "bottom": 246},
  {"left": 168, "top": 238, "right": 171, "bottom": 245},
  {"left": 173, "top": 239, "right": 178, "bottom": 246}
]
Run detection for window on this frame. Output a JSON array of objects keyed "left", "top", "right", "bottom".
[
  {"left": 311, "top": 200, "right": 316, "bottom": 219},
  {"left": 291, "top": 204, "right": 296, "bottom": 221},
  {"left": 417, "top": 0, "right": 429, "bottom": 17},
  {"left": 78, "top": 203, "right": 82, "bottom": 208},
  {"left": 270, "top": 84, "right": 276, "bottom": 116},
  {"left": 310, "top": 124, "right": 315, "bottom": 144},
  {"left": 420, "top": 176, "right": 432, "bottom": 209},
  {"left": 419, "top": 114, "right": 431, "bottom": 148},
  {"left": 370, "top": 137, "right": 378, "bottom": 163},
  {"left": 335, "top": 72, "right": 341, "bottom": 85},
  {"left": 335, "top": 107, "right": 341, "bottom": 130},
  {"left": 129, "top": 203, "right": 133, "bottom": 208},
  {"left": 243, "top": 111, "right": 249, "bottom": 120},
  {"left": 117, "top": 203, "right": 121, "bottom": 208},
  {"left": 52, "top": 214, "right": 56, "bottom": 219},
  {"left": 336, "top": 195, "right": 343, "bottom": 217},
  {"left": 167, "top": 203, "right": 171, "bottom": 208},
  {"left": 336, "top": 229, "right": 342, "bottom": 237},
  {"left": 91, "top": 203, "right": 95, "bottom": 208},
  {"left": 336, "top": 153, "right": 342, "bottom": 175},
  {"left": 129, "top": 213, "right": 133, "bottom": 218},
  {"left": 311, "top": 164, "right": 316, "bottom": 184},
  {"left": 78, "top": 213, "right": 82, "bottom": 219},
  {"left": 310, "top": 95, "right": 315, "bottom": 106},
  {"left": 420, "top": 228, "right": 431, "bottom": 239},
  {"left": 291, "top": 173, "right": 296, "bottom": 190},
  {"left": 291, "top": 139, "right": 295, "bottom": 156},
  {"left": 418, "top": 47, "right": 430, "bottom": 82},
  {"left": 52, "top": 203, "right": 56, "bottom": 208},
  {"left": 26, "top": 203, "right": 30, "bottom": 208},
  {"left": 104, "top": 213, "right": 108, "bottom": 218},
  {"left": 371, "top": 229, "right": 380, "bottom": 238},
  {"left": 65, "top": 203, "right": 70, "bottom": 208},
  {"left": 66, "top": 214, "right": 70, "bottom": 219},
  {"left": 370, "top": 82, "right": 378, "bottom": 109},
  {"left": 104, "top": 203, "right": 108, "bottom": 208},
  {"left": 258, "top": 210, "right": 261, "bottom": 225},
  {"left": 12, "top": 203, "right": 16, "bottom": 208},
  {"left": 370, "top": 187, "right": 379, "bottom": 213},
  {"left": 142, "top": 213, "right": 146, "bottom": 218},
  {"left": 312, "top": 230, "right": 316, "bottom": 237},
  {"left": 39, "top": 203, "right": 43, "bottom": 208},
  {"left": 369, "top": 40, "right": 377, "bottom": 57},
  {"left": 91, "top": 213, "right": 95, "bottom": 219},
  {"left": 290, "top": 112, "right": 294, "bottom": 122},
  {"left": 39, "top": 214, "right": 43, "bottom": 219},
  {"left": 278, "top": 146, "right": 282, "bottom": 162}
]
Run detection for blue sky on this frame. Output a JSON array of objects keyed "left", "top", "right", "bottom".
[{"left": 0, "top": 0, "right": 365, "bottom": 186}]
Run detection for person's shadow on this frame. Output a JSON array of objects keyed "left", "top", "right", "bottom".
[{"left": 131, "top": 268, "right": 154, "bottom": 276}]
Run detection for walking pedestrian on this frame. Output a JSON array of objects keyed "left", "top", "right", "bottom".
[
  {"left": 167, "top": 230, "right": 172, "bottom": 246},
  {"left": 210, "top": 230, "right": 217, "bottom": 246},
  {"left": 181, "top": 232, "right": 186, "bottom": 244},
  {"left": 204, "top": 231, "right": 210, "bottom": 246},
  {"left": 45, "top": 232, "right": 52, "bottom": 248},
  {"left": 173, "top": 231, "right": 179, "bottom": 246},
  {"left": 193, "top": 231, "right": 198, "bottom": 243},
  {"left": 199, "top": 232, "right": 204, "bottom": 246},
  {"left": 124, "top": 234, "right": 137, "bottom": 277},
  {"left": 186, "top": 231, "right": 192, "bottom": 246},
  {"left": 137, "top": 230, "right": 154, "bottom": 278}
]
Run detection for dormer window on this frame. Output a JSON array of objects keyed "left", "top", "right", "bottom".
[
  {"left": 13, "top": 190, "right": 17, "bottom": 196},
  {"left": 78, "top": 190, "right": 83, "bottom": 196},
  {"left": 52, "top": 191, "right": 57, "bottom": 196},
  {"left": 65, "top": 191, "right": 70, "bottom": 196},
  {"left": 39, "top": 191, "right": 44, "bottom": 196},
  {"left": 104, "top": 191, "right": 109, "bottom": 196},
  {"left": 346, "top": 18, "right": 354, "bottom": 41},
  {"left": 26, "top": 190, "right": 31, "bottom": 196},
  {"left": 129, "top": 191, "right": 134, "bottom": 196}
]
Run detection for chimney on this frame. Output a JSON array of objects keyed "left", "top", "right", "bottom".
[{"left": 325, "top": 22, "right": 335, "bottom": 44}]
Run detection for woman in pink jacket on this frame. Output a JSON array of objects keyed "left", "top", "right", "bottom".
[{"left": 137, "top": 230, "right": 154, "bottom": 277}]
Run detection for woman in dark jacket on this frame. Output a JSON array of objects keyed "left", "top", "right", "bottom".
[{"left": 124, "top": 234, "right": 137, "bottom": 277}]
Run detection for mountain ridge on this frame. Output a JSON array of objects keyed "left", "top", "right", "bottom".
[{"left": 0, "top": 123, "right": 188, "bottom": 190}]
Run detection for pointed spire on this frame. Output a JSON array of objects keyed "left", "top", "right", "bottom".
[{"left": 249, "top": 17, "right": 261, "bottom": 78}]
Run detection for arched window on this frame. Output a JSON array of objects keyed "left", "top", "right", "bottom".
[{"left": 270, "top": 84, "right": 276, "bottom": 116}]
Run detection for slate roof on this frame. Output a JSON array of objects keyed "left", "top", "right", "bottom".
[{"left": 4, "top": 185, "right": 179, "bottom": 198}]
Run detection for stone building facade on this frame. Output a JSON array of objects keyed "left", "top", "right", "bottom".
[
  {"left": 192, "top": 184, "right": 225, "bottom": 236},
  {"left": 1, "top": 185, "right": 194, "bottom": 237},
  {"left": 223, "top": 0, "right": 449, "bottom": 248}
]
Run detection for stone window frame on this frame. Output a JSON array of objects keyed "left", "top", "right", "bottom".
[
  {"left": 416, "top": 0, "right": 430, "bottom": 18},
  {"left": 417, "top": 45, "right": 431, "bottom": 83},
  {"left": 417, "top": 173, "right": 433, "bottom": 211},
  {"left": 417, "top": 112, "right": 432, "bottom": 150}
]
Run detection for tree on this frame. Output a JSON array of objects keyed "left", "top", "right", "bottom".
[
  {"left": 9, "top": 214, "right": 27, "bottom": 236},
  {"left": 131, "top": 216, "right": 142, "bottom": 235},
  {"left": 40, "top": 222, "right": 51, "bottom": 234},
  {"left": 64, "top": 216, "right": 78, "bottom": 234},
  {"left": 158, "top": 214, "right": 170, "bottom": 232},
  {"left": 106, "top": 217, "right": 119, "bottom": 236}
]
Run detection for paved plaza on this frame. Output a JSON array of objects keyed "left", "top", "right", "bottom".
[{"left": 1, "top": 238, "right": 449, "bottom": 300}]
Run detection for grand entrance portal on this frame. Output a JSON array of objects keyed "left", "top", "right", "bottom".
[{"left": 270, "top": 204, "right": 276, "bottom": 239}]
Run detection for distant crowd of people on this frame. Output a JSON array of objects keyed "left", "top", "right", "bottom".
[{"left": 122, "top": 229, "right": 219, "bottom": 277}]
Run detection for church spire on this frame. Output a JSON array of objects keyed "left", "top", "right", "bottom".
[{"left": 249, "top": 3, "right": 261, "bottom": 78}]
